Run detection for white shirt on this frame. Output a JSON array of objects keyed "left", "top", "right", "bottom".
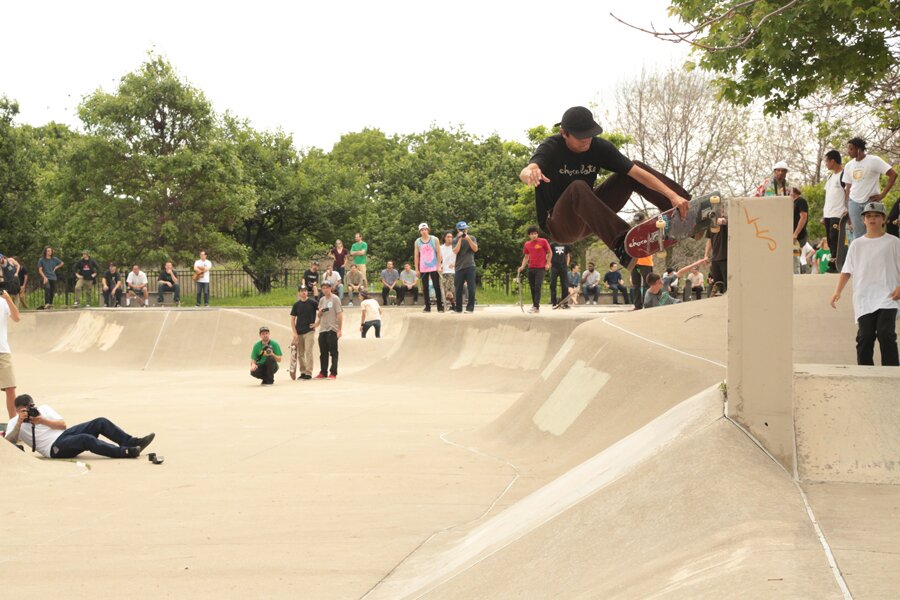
[
  {"left": 842, "top": 155, "right": 892, "bottom": 204},
  {"left": 440, "top": 245, "right": 455, "bottom": 274},
  {"left": 361, "top": 298, "right": 381, "bottom": 322},
  {"left": 194, "top": 259, "right": 212, "bottom": 283},
  {"left": 823, "top": 170, "right": 846, "bottom": 218},
  {"left": 688, "top": 272, "right": 704, "bottom": 288},
  {"left": 6, "top": 405, "right": 65, "bottom": 457},
  {"left": 126, "top": 270, "right": 148, "bottom": 287},
  {"left": 842, "top": 234, "right": 900, "bottom": 322},
  {"left": 0, "top": 299, "right": 10, "bottom": 353},
  {"left": 324, "top": 271, "right": 342, "bottom": 286}
]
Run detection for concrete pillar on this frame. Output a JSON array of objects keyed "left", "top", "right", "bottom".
[{"left": 727, "top": 196, "right": 794, "bottom": 472}]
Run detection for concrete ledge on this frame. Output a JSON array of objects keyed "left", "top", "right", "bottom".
[{"left": 794, "top": 364, "right": 900, "bottom": 484}]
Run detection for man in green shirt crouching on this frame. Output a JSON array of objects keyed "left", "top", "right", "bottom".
[{"left": 250, "top": 326, "right": 282, "bottom": 385}]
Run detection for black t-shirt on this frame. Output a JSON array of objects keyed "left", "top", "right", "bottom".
[
  {"left": 1, "top": 262, "right": 20, "bottom": 293},
  {"left": 303, "top": 269, "right": 320, "bottom": 291},
  {"left": 158, "top": 271, "right": 177, "bottom": 286},
  {"left": 603, "top": 270, "right": 623, "bottom": 286},
  {"left": 16, "top": 264, "right": 28, "bottom": 286},
  {"left": 707, "top": 223, "right": 728, "bottom": 262},
  {"left": 549, "top": 243, "right": 571, "bottom": 268},
  {"left": 76, "top": 258, "right": 100, "bottom": 281},
  {"left": 529, "top": 135, "right": 634, "bottom": 230},
  {"left": 793, "top": 196, "right": 809, "bottom": 240},
  {"left": 290, "top": 298, "right": 319, "bottom": 334},
  {"left": 103, "top": 270, "right": 121, "bottom": 288}
]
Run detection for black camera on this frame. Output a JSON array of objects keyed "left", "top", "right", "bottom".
[
  {"left": 26, "top": 404, "right": 40, "bottom": 419},
  {"left": 261, "top": 344, "right": 273, "bottom": 354}
]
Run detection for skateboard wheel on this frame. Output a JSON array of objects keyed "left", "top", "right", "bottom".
[
  {"left": 657, "top": 250, "right": 667, "bottom": 258},
  {"left": 710, "top": 195, "right": 721, "bottom": 204},
  {"left": 710, "top": 226, "right": 720, "bottom": 233},
  {"left": 655, "top": 219, "right": 666, "bottom": 230}
]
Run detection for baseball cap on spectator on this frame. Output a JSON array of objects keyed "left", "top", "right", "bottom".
[
  {"left": 298, "top": 284, "right": 307, "bottom": 291},
  {"left": 554, "top": 106, "right": 603, "bottom": 139},
  {"left": 861, "top": 201, "right": 886, "bottom": 216},
  {"left": 259, "top": 326, "right": 270, "bottom": 333},
  {"left": 456, "top": 221, "right": 469, "bottom": 230},
  {"left": 321, "top": 281, "right": 332, "bottom": 287},
  {"left": 772, "top": 161, "right": 788, "bottom": 171},
  {"left": 359, "top": 289, "right": 369, "bottom": 298},
  {"left": 418, "top": 222, "right": 429, "bottom": 231}
]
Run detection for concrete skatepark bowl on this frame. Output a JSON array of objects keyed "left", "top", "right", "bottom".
[{"left": 2, "top": 197, "right": 898, "bottom": 598}]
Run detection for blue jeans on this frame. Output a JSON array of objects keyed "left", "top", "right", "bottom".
[
  {"left": 454, "top": 266, "right": 477, "bottom": 312},
  {"left": 848, "top": 200, "right": 865, "bottom": 242},
  {"left": 196, "top": 281, "right": 210, "bottom": 305},
  {"left": 362, "top": 319, "right": 381, "bottom": 338},
  {"left": 609, "top": 283, "right": 630, "bottom": 304},
  {"left": 51, "top": 417, "right": 140, "bottom": 459},
  {"left": 158, "top": 282, "right": 180, "bottom": 303}
]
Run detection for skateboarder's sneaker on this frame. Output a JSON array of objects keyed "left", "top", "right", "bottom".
[
  {"left": 613, "top": 239, "right": 636, "bottom": 271},
  {"left": 315, "top": 373, "right": 328, "bottom": 379}
]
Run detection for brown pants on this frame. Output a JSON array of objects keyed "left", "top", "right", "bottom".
[{"left": 545, "top": 160, "right": 689, "bottom": 248}]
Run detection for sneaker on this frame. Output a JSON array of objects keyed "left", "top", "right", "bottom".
[
  {"left": 423, "top": 307, "right": 431, "bottom": 313},
  {"left": 528, "top": 306, "right": 540, "bottom": 314},
  {"left": 314, "top": 373, "right": 327, "bottom": 379},
  {"left": 300, "top": 374, "right": 312, "bottom": 380},
  {"left": 261, "top": 381, "right": 274, "bottom": 385},
  {"left": 137, "top": 433, "right": 156, "bottom": 451},
  {"left": 613, "top": 239, "right": 636, "bottom": 271},
  {"left": 73, "top": 301, "right": 79, "bottom": 307},
  {"left": 124, "top": 446, "right": 142, "bottom": 458},
  {"left": 327, "top": 374, "right": 337, "bottom": 380},
  {"left": 348, "top": 301, "right": 353, "bottom": 307},
  {"left": 438, "top": 308, "right": 445, "bottom": 313},
  {"left": 85, "top": 303, "right": 91, "bottom": 307},
  {"left": 126, "top": 299, "right": 131, "bottom": 307}
]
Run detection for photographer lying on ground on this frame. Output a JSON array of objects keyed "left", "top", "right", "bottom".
[
  {"left": 4, "top": 394, "right": 155, "bottom": 459},
  {"left": 250, "top": 326, "right": 282, "bottom": 385}
]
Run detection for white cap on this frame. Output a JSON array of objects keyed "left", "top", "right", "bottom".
[
  {"left": 772, "top": 161, "right": 788, "bottom": 171},
  {"left": 418, "top": 222, "right": 429, "bottom": 231}
]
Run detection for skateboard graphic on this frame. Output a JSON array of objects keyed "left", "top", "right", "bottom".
[
  {"left": 624, "top": 192, "right": 723, "bottom": 259},
  {"left": 835, "top": 213, "right": 851, "bottom": 271},
  {"left": 289, "top": 343, "right": 298, "bottom": 380}
]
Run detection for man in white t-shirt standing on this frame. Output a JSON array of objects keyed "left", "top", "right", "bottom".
[
  {"left": 1, "top": 287, "right": 21, "bottom": 418},
  {"left": 842, "top": 137, "right": 897, "bottom": 243},
  {"left": 194, "top": 250, "right": 212, "bottom": 307},
  {"left": 821, "top": 149, "right": 845, "bottom": 272},
  {"left": 125, "top": 265, "right": 149, "bottom": 307},
  {"left": 831, "top": 201, "right": 900, "bottom": 366}
]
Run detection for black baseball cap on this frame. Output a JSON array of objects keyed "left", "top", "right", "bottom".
[
  {"left": 259, "top": 326, "right": 270, "bottom": 333},
  {"left": 555, "top": 106, "right": 603, "bottom": 139}
]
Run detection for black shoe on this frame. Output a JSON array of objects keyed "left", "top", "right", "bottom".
[
  {"left": 124, "top": 446, "right": 142, "bottom": 458},
  {"left": 138, "top": 433, "right": 155, "bottom": 451},
  {"left": 613, "top": 239, "right": 636, "bottom": 271},
  {"left": 423, "top": 307, "right": 431, "bottom": 312}
]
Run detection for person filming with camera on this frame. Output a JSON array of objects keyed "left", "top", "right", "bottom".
[
  {"left": 249, "top": 326, "right": 283, "bottom": 385},
  {"left": 4, "top": 394, "right": 155, "bottom": 459},
  {"left": 1, "top": 273, "right": 22, "bottom": 417}
]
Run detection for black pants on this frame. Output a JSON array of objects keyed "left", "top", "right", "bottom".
[
  {"left": 548, "top": 265, "right": 568, "bottom": 305},
  {"left": 103, "top": 288, "right": 123, "bottom": 307},
  {"left": 43, "top": 280, "right": 57, "bottom": 306},
  {"left": 887, "top": 201, "right": 899, "bottom": 238},
  {"left": 421, "top": 271, "right": 444, "bottom": 311},
  {"left": 250, "top": 356, "right": 279, "bottom": 384},
  {"left": 528, "top": 268, "right": 545, "bottom": 308},
  {"left": 362, "top": 320, "right": 381, "bottom": 338},
  {"left": 824, "top": 217, "right": 841, "bottom": 271},
  {"left": 692, "top": 286, "right": 703, "bottom": 300},
  {"left": 318, "top": 330, "right": 339, "bottom": 375},
  {"left": 857, "top": 309, "right": 899, "bottom": 366},
  {"left": 397, "top": 285, "right": 418, "bottom": 304},
  {"left": 382, "top": 285, "right": 396, "bottom": 305},
  {"left": 158, "top": 283, "right": 181, "bottom": 303},
  {"left": 631, "top": 265, "right": 652, "bottom": 309},
  {"left": 608, "top": 283, "right": 629, "bottom": 304},
  {"left": 454, "top": 266, "right": 477, "bottom": 312},
  {"left": 709, "top": 260, "right": 727, "bottom": 295}
]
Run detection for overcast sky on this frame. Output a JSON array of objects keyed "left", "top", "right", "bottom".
[{"left": 2, "top": 0, "right": 688, "bottom": 150}]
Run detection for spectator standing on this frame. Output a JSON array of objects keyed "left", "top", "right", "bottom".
[
  {"left": 249, "top": 326, "right": 282, "bottom": 385},
  {"left": 290, "top": 285, "right": 319, "bottom": 380},
  {"left": 414, "top": 223, "right": 444, "bottom": 313},
  {"left": 9, "top": 257, "right": 28, "bottom": 309},
  {"left": 822, "top": 150, "right": 845, "bottom": 272},
  {"left": 303, "top": 261, "right": 321, "bottom": 299},
  {"left": 631, "top": 254, "right": 654, "bottom": 310},
  {"left": 193, "top": 250, "right": 212, "bottom": 307},
  {"left": 842, "top": 138, "right": 897, "bottom": 243},
  {"left": 345, "top": 264, "right": 367, "bottom": 306},
  {"left": 157, "top": 261, "right": 181, "bottom": 306},
  {"left": 359, "top": 290, "right": 383, "bottom": 338},
  {"left": 1, "top": 286, "right": 21, "bottom": 417},
  {"left": 323, "top": 266, "right": 343, "bottom": 302},
  {"left": 350, "top": 233, "right": 368, "bottom": 280},
  {"left": 73, "top": 250, "right": 100, "bottom": 307},
  {"left": 548, "top": 240, "right": 571, "bottom": 307},
  {"left": 567, "top": 263, "right": 582, "bottom": 306},
  {"left": 830, "top": 201, "right": 900, "bottom": 366},
  {"left": 330, "top": 239, "right": 349, "bottom": 281},
  {"left": 126, "top": 265, "right": 149, "bottom": 307},
  {"left": 791, "top": 187, "right": 810, "bottom": 274},
  {"left": 755, "top": 161, "right": 791, "bottom": 197},
  {"left": 440, "top": 232, "right": 456, "bottom": 305},
  {"left": 518, "top": 226, "right": 552, "bottom": 313},
  {"left": 452, "top": 221, "right": 479, "bottom": 313},
  {"left": 380, "top": 261, "right": 400, "bottom": 305},
  {"left": 704, "top": 216, "right": 729, "bottom": 295},
  {"left": 314, "top": 281, "right": 343, "bottom": 379},
  {"left": 37, "top": 246, "right": 63, "bottom": 310},
  {"left": 602, "top": 262, "right": 629, "bottom": 305},
  {"left": 582, "top": 263, "right": 602, "bottom": 304},
  {"left": 0, "top": 255, "right": 21, "bottom": 300},
  {"left": 398, "top": 263, "right": 419, "bottom": 305},
  {"left": 102, "top": 263, "right": 123, "bottom": 308}
]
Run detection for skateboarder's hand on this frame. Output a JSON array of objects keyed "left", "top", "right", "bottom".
[
  {"left": 672, "top": 196, "right": 689, "bottom": 219},
  {"left": 519, "top": 163, "right": 550, "bottom": 187}
]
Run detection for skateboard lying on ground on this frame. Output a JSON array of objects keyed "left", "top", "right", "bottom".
[
  {"left": 289, "top": 343, "right": 298, "bottom": 380},
  {"left": 835, "top": 213, "right": 851, "bottom": 271},
  {"left": 624, "top": 192, "right": 723, "bottom": 259}
]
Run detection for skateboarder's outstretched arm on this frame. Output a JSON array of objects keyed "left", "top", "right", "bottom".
[{"left": 628, "top": 164, "right": 689, "bottom": 219}]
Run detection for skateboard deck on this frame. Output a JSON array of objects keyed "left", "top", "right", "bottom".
[
  {"left": 515, "top": 273, "right": 524, "bottom": 313},
  {"left": 289, "top": 343, "right": 298, "bottom": 380},
  {"left": 835, "top": 214, "right": 850, "bottom": 271},
  {"left": 552, "top": 289, "right": 576, "bottom": 309},
  {"left": 624, "top": 192, "right": 723, "bottom": 259}
]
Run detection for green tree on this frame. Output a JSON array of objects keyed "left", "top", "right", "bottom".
[{"left": 48, "top": 55, "right": 253, "bottom": 268}]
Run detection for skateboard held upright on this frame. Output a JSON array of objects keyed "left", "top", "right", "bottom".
[{"left": 289, "top": 343, "right": 298, "bottom": 380}]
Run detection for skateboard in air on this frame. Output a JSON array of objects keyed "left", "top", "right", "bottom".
[
  {"left": 624, "top": 192, "right": 723, "bottom": 259},
  {"left": 834, "top": 213, "right": 851, "bottom": 271},
  {"left": 289, "top": 343, "right": 298, "bottom": 380}
]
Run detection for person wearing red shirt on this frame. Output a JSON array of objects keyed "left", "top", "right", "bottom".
[{"left": 518, "top": 226, "right": 552, "bottom": 313}]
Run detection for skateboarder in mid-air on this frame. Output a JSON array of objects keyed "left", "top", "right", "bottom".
[{"left": 519, "top": 106, "right": 690, "bottom": 269}]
